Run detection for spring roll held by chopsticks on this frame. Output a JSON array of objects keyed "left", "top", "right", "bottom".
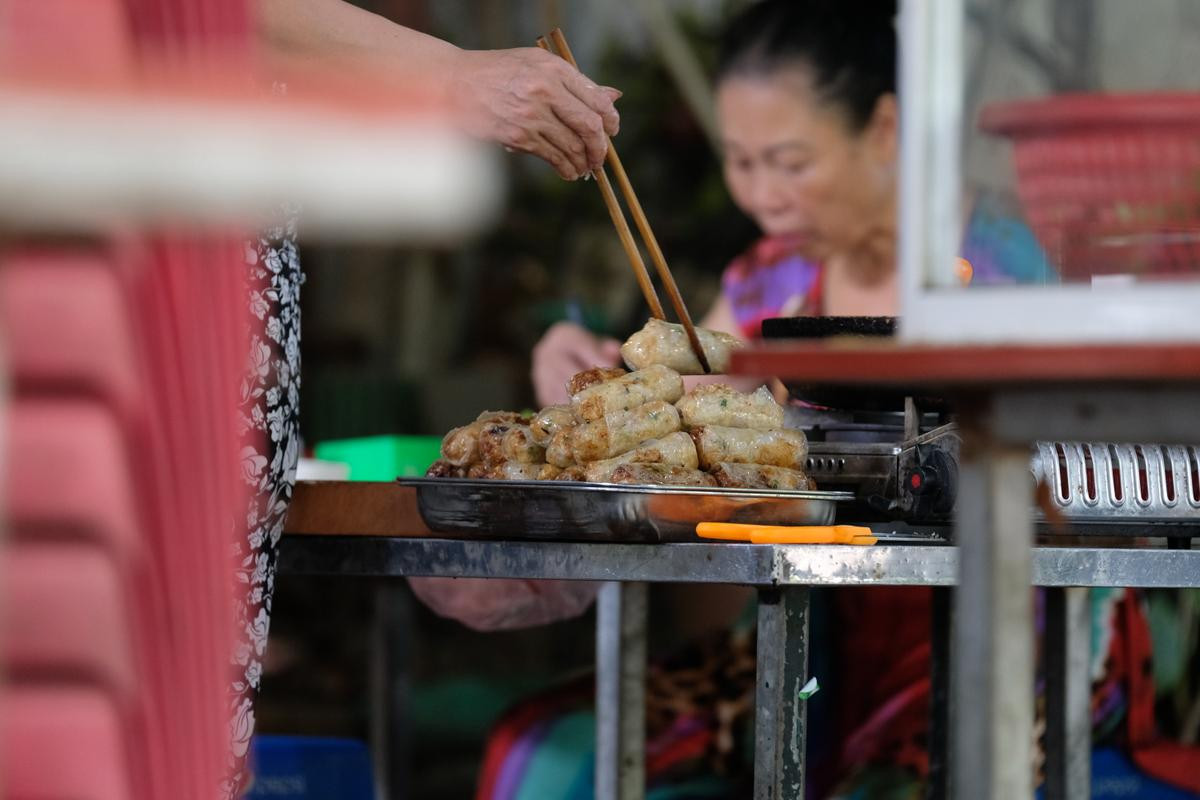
[{"left": 621, "top": 319, "right": 742, "bottom": 375}]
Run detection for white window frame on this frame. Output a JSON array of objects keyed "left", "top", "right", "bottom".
[{"left": 897, "top": 0, "right": 1200, "bottom": 344}]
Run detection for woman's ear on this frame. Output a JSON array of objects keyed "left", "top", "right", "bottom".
[{"left": 865, "top": 93, "right": 899, "bottom": 167}]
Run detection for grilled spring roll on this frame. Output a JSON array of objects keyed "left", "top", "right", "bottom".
[
  {"left": 425, "top": 459, "right": 467, "bottom": 478},
  {"left": 546, "top": 428, "right": 577, "bottom": 468},
  {"left": 676, "top": 384, "right": 784, "bottom": 431},
  {"left": 530, "top": 405, "right": 576, "bottom": 446},
  {"left": 569, "top": 400, "right": 682, "bottom": 463},
  {"left": 485, "top": 461, "right": 560, "bottom": 481},
  {"left": 466, "top": 462, "right": 491, "bottom": 479},
  {"left": 690, "top": 425, "right": 809, "bottom": 470},
  {"left": 567, "top": 366, "right": 627, "bottom": 397},
  {"left": 441, "top": 422, "right": 484, "bottom": 466},
  {"left": 478, "top": 422, "right": 546, "bottom": 466},
  {"left": 608, "top": 463, "right": 717, "bottom": 488},
  {"left": 583, "top": 431, "right": 698, "bottom": 483},
  {"left": 440, "top": 411, "right": 532, "bottom": 466},
  {"left": 620, "top": 318, "right": 743, "bottom": 375},
  {"left": 710, "top": 462, "right": 815, "bottom": 490},
  {"left": 476, "top": 409, "right": 530, "bottom": 424},
  {"left": 572, "top": 364, "right": 684, "bottom": 422},
  {"left": 554, "top": 465, "right": 588, "bottom": 481}
]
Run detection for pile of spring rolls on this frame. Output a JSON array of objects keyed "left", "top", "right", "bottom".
[{"left": 426, "top": 320, "right": 815, "bottom": 490}]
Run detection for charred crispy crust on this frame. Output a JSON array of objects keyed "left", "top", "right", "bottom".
[
  {"left": 608, "top": 463, "right": 717, "bottom": 487},
  {"left": 567, "top": 366, "right": 627, "bottom": 397},
  {"left": 425, "top": 459, "right": 466, "bottom": 478}
]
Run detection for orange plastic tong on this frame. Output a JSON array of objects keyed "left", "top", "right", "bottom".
[{"left": 696, "top": 523, "right": 878, "bottom": 546}]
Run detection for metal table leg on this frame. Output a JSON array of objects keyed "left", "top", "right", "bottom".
[
  {"left": 370, "top": 583, "right": 411, "bottom": 800},
  {"left": 953, "top": 443, "right": 1035, "bottom": 799},
  {"left": 754, "top": 586, "right": 810, "bottom": 800},
  {"left": 927, "top": 586, "right": 953, "bottom": 800},
  {"left": 1045, "top": 586, "right": 1091, "bottom": 800},
  {"left": 596, "top": 581, "right": 647, "bottom": 800}
]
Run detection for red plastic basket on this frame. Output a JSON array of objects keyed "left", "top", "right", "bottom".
[{"left": 979, "top": 93, "right": 1200, "bottom": 280}]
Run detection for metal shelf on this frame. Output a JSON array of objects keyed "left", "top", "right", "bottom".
[{"left": 279, "top": 535, "right": 1200, "bottom": 588}]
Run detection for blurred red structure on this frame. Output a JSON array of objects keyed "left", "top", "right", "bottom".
[
  {"left": 981, "top": 93, "right": 1200, "bottom": 280},
  {"left": 1, "top": 0, "right": 256, "bottom": 797}
]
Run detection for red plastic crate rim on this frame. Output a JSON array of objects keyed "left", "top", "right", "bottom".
[{"left": 979, "top": 93, "right": 1200, "bottom": 280}]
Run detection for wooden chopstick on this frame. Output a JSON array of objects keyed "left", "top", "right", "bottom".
[
  {"left": 536, "top": 36, "right": 666, "bottom": 321},
  {"left": 547, "top": 27, "right": 712, "bottom": 374}
]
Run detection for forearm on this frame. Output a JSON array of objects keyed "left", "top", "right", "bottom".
[
  {"left": 257, "top": 0, "right": 619, "bottom": 179},
  {"left": 254, "top": 0, "right": 460, "bottom": 87}
]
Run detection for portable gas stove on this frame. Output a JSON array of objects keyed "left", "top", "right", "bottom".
[{"left": 765, "top": 317, "right": 1200, "bottom": 541}]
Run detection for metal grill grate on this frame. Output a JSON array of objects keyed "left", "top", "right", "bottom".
[{"left": 1033, "top": 442, "right": 1200, "bottom": 522}]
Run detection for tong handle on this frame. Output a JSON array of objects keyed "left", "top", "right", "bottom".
[{"left": 696, "top": 523, "right": 877, "bottom": 545}]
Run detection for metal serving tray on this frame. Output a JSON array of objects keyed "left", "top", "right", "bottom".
[{"left": 398, "top": 477, "right": 855, "bottom": 543}]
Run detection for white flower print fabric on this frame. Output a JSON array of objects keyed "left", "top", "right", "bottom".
[{"left": 223, "top": 212, "right": 304, "bottom": 800}]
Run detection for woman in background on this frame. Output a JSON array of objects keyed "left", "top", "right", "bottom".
[{"left": 475, "top": 2, "right": 1195, "bottom": 798}]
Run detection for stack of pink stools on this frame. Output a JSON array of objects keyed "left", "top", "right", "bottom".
[
  {"left": 0, "top": 239, "right": 253, "bottom": 799},
  {"left": 1, "top": 0, "right": 256, "bottom": 794}
]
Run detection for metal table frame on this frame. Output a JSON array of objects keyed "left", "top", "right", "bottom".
[{"left": 280, "top": 530, "right": 1200, "bottom": 800}]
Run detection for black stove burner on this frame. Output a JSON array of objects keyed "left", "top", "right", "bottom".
[{"left": 761, "top": 316, "right": 896, "bottom": 339}]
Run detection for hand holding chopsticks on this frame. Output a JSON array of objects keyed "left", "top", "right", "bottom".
[{"left": 538, "top": 28, "right": 712, "bottom": 374}]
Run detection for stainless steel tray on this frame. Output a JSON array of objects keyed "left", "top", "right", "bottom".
[{"left": 398, "top": 478, "right": 855, "bottom": 543}]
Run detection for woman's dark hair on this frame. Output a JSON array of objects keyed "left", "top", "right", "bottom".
[{"left": 717, "top": 0, "right": 897, "bottom": 131}]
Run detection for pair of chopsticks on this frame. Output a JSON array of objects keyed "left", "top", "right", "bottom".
[
  {"left": 537, "top": 28, "right": 711, "bottom": 374},
  {"left": 697, "top": 523, "right": 879, "bottom": 545}
]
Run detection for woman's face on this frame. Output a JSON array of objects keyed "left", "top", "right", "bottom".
[{"left": 717, "top": 69, "right": 897, "bottom": 261}]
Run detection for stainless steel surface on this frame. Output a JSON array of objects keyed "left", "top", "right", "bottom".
[
  {"left": 596, "top": 582, "right": 647, "bottom": 800},
  {"left": 754, "top": 587, "right": 809, "bottom": 800},
  {"left": 1034, "top": 441, "right": 1200, "bottom": 525},
  {"left": 397, "top": 478, "right": 852, "bottom": 543},
  {"left": 806, "top": 423, "right": 960, "bottom": 521},
  {"left": 1045, "top": 587, "right": 1092, "bottom": 800},
  {"left": 805, "top": 440, "right": 901, "bottom": 498},
  {"left": 278, "top": 536, "right": 1200, "bottom": 587},
  {"left": 988, "top": 388, "right": 1200, "bottom": 446},
  {"left": 811, "top": 421, "right": 1200, "bottom": 532},
  {"left": 954, "top": 445, "right": 1034, "bottom": 800}
]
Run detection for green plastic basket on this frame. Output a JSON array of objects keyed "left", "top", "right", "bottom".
[{"left": 313, "top": 435, "right": 442, "bottom": 481}]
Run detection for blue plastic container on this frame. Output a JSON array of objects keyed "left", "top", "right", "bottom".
[{"left": 244, "top": 735, "right": 375, "bottom": 799}]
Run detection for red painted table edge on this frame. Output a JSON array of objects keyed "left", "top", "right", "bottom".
[{"left": 732, "top": 341, "right": 1200, "bottom": 387}]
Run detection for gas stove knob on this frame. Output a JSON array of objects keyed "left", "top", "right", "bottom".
[
  {"left": 907, "top": 465, "right": 940, "bottom": 495},
  {"left": 904, "top": 448, "right": 957, "bottom": 516}
]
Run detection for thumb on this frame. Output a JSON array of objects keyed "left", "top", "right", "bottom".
[{"left": 602, "top": 86, "right": 623, "bottom": 101}]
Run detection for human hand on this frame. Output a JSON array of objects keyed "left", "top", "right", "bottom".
[
  {"left": 450, "top": 47, "right": 620, "bottom": 180},
  {"left": 532, "top": 321, "right": 622, "bottom": 407},
  {"left": 407, "top": 577, "right": 599, "bottom": 631}
]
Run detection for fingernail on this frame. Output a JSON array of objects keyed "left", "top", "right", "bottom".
[{"left": 603, "top": 86, "right": 623, "bottom": 100}]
